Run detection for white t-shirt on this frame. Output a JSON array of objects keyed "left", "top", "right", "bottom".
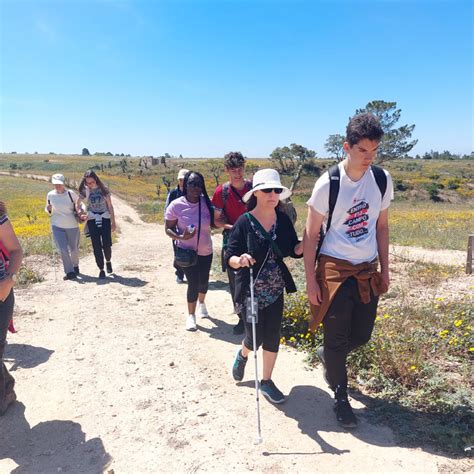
[
  {"left": 45, "top": 189, "right": 80, "bottom": 229},
  {"left": 307, "top": 162, "right": 394, "bottom": 264}
]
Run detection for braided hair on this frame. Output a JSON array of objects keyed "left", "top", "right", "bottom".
[{"left": 183, "top": 171, "right": 215, "bottom": 228}]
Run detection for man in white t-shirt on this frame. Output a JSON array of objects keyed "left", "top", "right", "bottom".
[{"left": 304, "top": 113, "right": 393, "bottom": 429}]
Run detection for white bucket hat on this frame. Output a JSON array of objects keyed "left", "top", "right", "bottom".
[
  {"left": 243, "top": 168, "right": 291, "bottom": 203},
  {"left": 177, "top": 169, "right": 189, "bottom": 180},
  {"left": 51, "top": 173, "right": 65, "bottom": 184}
]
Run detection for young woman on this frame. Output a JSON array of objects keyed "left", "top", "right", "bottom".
[
  {"left": 45, "top": 173, "right": 86, "bottom": 280},
  {"left": 77, "top": 170, "right": 116, "bottom": 279},
  {"left": 0, "top": 201, "right": 23, "bottom": 416},
  {"left": 225, "top": 169, "right": 303, "bottom": 404},
  {"left": 165, "top": 171, "right": 214, "bottom": 331}
]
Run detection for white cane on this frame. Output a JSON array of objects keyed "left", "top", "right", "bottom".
[{"left": 48, "top": 199, "right": 57, "bottom": 281}]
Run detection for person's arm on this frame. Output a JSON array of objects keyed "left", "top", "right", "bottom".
[
  {"left": 282, "top": 213, "right": 303, "bottom": 258},
  {"left": 105, "top": 194, "right": 116, "bottom": 232},
  {"left": 45, "top": 193, "right": 52, "bottom": 215},
  {"left": 224, "top": 219, "right": 254, "bottom": 269},
  {"left": 303, "top": 206, "right": 325, "bottom": 306},
  {"left": 165, "top": 219, "right": 194, "bottom": 241},
  {"left": 0, "top": 219, "right": 23, "bottom": 301},
  {"left": 376, "top": 208, "right": 390, "bottom": 288}
]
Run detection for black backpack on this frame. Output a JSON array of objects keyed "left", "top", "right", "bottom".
[{"left": 316, "top": 164, "right": 387, "bottom": 258}]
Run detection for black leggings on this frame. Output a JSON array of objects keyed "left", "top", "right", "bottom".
[
  {"left": 182, "top": 254, "right": 213, "bottom": 303},
  {"left": 0, "top": 290, "right": 15, "bottom": 409},
  {"left": 323, "top": 277, "right": 379, "bottom": 388},
  {"left": 243, "top": 293, "right": 284, "bottom": 353},
  {"left": 88, "top": 218, "right": 112, "bottom": 270}
]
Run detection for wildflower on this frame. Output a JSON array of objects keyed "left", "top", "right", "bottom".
[
  {"left": 289, "top": 336, "right": 296, "bottom": 343},
  {"left": 383, "top": 313, "right": 389, "bottom": 319},
  {"left": 469, "top": 348, "right": 474, "bottom": 352},
  {"left": 454, "top": 320, "right": 463, "bottom": 327},
  {"left": 409, "top": 365, "right": 416, "bottom": 371}
]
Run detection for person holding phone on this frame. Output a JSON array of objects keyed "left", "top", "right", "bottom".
[
  {"left": 225, "top": 169, "right": 302, "bottom": 404},
  {"left": 164, "top": 171, "right": 214, "bottom": 331}
]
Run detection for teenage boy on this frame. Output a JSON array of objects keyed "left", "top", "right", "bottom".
[
  {"left": 212, "top": 152, "right": 252, "bottom": 335},
  {"left": 303, "top": 113, "right": 393, "bottom": 429},
  {"left": 165, "top": 169, "right": 189, "bottom": 283}
]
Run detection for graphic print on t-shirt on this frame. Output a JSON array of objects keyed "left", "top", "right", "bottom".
[{"left": 343, "top": 199, "right": 370, "bottom": 241}]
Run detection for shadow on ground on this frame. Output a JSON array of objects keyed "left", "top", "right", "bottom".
[
  {"left": 0, "top": 403, "right": 112, "bottom": 473},
  {"left": 4, "top": 343, "right": 54, "bottom": 371}
]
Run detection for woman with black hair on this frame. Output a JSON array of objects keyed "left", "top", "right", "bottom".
[
  {"left": 165, "top": 171, "right": 214, "bottom": 331},
  {"left": 77, "top": 170, "right": 116, "bottom": 280}
]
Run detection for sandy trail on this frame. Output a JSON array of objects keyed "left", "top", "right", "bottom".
[{"left": 0, "top": 196, "right": 462, "bottom": 473}]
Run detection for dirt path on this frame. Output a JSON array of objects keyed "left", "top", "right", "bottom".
[{"left": 0, "top": 196, "right": 464, "bottom": 473}]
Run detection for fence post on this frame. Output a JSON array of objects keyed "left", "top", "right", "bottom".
[{"left": 467, "top": 234, "right": 474, "bottom": 274}]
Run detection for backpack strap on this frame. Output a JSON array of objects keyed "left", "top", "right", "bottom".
[
  {"left": 371, "top": 165, "right": 387, "bottom": 198},
  {"left": 222, "top": 180, "right": 252, "bottom": 214},
  {"left": 326, "top": 164, "right": 340, "bottom": 234}
]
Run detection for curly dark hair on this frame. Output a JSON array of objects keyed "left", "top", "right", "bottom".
[
  {"left": 224, "top": 151, "right": 246, "bottom": 169},
  {"left": 78, "top": 170, "right": 110, "bottom": 196},
  {"left": 346, "top": 113, "right": 384, "bottom": 146},
  {"left": 182, "top": 171, "right": 215, "bottom": 227},
  {"left": 0, "top": 201, "right": 7, "bottom": 217}
]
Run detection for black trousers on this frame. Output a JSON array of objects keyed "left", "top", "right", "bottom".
[
  {"left": 243, "top": 293, "right": 284, "bottom": 353},
  {"left": 0, "top": 290, "right": 15, "bottom": 411},
  {"left": 87, "top": 218, "right": 112, "bottom": 270},
  {"left": 323, "top": 277, "right": 379, "bottom": 389},
  {"left": 172, "top": 242, "right": 184, "bottom": 280},
  {"left": 182, "top": 254, "right": 213, "bottom": 303}
]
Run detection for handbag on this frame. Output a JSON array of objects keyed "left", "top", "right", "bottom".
[
  {"left": 173, "top": 199, "right": 201, "bottom": 268},
  {"left": 68, "top": 191, "right": 83, "bottom": 224}
]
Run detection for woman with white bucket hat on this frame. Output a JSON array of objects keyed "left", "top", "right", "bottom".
[{"left": 225, "top": 169, "right": 303, "bottom": 404}]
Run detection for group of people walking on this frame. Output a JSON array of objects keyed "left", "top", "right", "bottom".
[
  {"left": 165, "top": 112, "right": 393, "bottom": 428},
  {"left": 1, "top": 112, "right": 393, "bottom": 430}
]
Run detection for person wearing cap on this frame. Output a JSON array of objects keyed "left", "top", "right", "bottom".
[
  {"left": 45, "top": 174, "right": 86, "bottom": 280},
  {"left": 211, "top": 152, "right": 253, "bottom": 335},
  {"left": 0, "top": 201, "right": 23, "bottom": 416},
  {"left": 225, "top": 169, "right": 303, "bottom": 404},
  {"left": 165, "top": 169, "right": 189, "bottom": 283}
]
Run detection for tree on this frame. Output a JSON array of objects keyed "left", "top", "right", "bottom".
[
  {"left": 209, "top": 161, "right": 221, "bottom": 186},
  {"left": 81, "top": 148, "right": 90, "bottom": 156},
  {"left": 324, "top": 134, "right": 345, "bottom": 161},
  {"left": 354, "top": 100, "right": 417, "bottom": 162},
  {"left": 270, "top": 143, "right": 316, "bottom": 173}
]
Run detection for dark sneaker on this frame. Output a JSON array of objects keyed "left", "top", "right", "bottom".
[
  {"left": 99, "top": 270, "right": 106, "bottom": 279},
  {"left": 73, "top": 266, "right": 80, "bottom": 275},
  {"left": 334, "top": 387, "right": 357, "bottom": 429},
  {"left": 316, "top": 346, "right": 331, "bottom": 388},
  {"left": 63, "top": 272, "right": 77, "bottom": 280},
  {"left": 0, "top": 389, "right": 17, "bottom": 416},
  {"left": 260, "top": 379, "right": 285, "bottom": 404},
  {"left": 232, "top": 319, "right": 244, "bottom": 335},
  {"left": 232, "top": 349, "right": 248, "bottom": 381},
  {"left": 106, "top": 261, "right": 113, "bottom": 273}
]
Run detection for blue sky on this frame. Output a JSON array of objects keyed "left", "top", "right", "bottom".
[{"left": 1, "top": 0, "right": 472, "bottom": 157}]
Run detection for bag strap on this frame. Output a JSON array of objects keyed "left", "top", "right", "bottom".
[
  {"left": 371, "top": 165, "right": 387, "bottom": 198},
  {"left": 244, "top": 212, "right": 283, "bottom": 259},
  {"left": 196, "top": 198, "right": 202, "bottom": 251},
  {"left": 326, "top": 164, "right": 340, "bottom": 234},
  {"left": 223, "top": 181, "right": 252, "bottom": 212}
]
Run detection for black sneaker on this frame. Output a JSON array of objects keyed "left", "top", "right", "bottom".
[
  {"left": 334, "top": 387, "right": 357, "bottom": 429},
  {"left": 232, "top": 349, "right": 247, "bottom": 381},
  {"left": 106, "top": 261, "right": 113, "bottom": 273},
  {"left": 99, "top": 270, "right": 106, "bottom": 279},
  {"left": 260, "top": 379, "right": 285, "bottom": 404},
  {"left": 316, "top": 346, "right": 331, "bottom": 388},
  {"left": 232, "top": 319, "right": 244, "bottom": 335},
  {"left": 63, "top": 272, "right": 77, "bottom": 281},
  {"left": 73, "top": 266, "right": 80, "bottom": 275}
]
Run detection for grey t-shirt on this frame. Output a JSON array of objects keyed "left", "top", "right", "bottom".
[{"left": 81, "top": 187, "right": 110, "bottom": 218}]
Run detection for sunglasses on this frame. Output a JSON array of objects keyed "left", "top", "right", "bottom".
[
  {"left": 261, "top": 188, "right": 283, "bottom": 194},
  {"left": 188, "top": 181, "right": 202, "bottom": 188}
]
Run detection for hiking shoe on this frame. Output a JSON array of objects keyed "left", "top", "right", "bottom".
[
  {"left": 232, "top": 319, "right": 244, "bottom": 335},
  {"left": 176, "top": 276, "right": 184, "bottom": 284},
  {"left": 73, "top": 266, "right": 80, "bottom": 275},
  {"left": 260, "top": 379, "right": 285, "bottom": 404},
  {"left": 63, "top": 272, "right": 77, "bottom": 281},
  {"left": 185, "top": 314, "right": 197, "bottom": 331},
  {"left": 316, "top": 346, "right": 331, "bottom": 388},
  {"left": 106, "top": 261, "right": 113, "bottom": 273},
  {"left": 232, "top": 349, "right": 248, "bottom": 381},
  {"left": 334, "top": 387, "right": 357, "bottom": 429},
  {"left": 197, "top": 302, "right": 209, "bottom": 318},
  {"left": 0, "top": 390, "right": 17, "bottom": 416},
  {"left": 99, "top": 270, "right": 106, "bottom": 279}
]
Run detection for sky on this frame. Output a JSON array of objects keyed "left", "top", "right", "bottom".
[{"left": 0, "top": 0, "right": 472, "bottom": 157}]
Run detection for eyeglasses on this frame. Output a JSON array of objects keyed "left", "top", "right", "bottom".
[{"left": 261, "top": 188, "right": 283, "bottom": 194}]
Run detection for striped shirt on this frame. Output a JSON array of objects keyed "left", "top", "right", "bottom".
[{"left": 0, "top": 214, "right": 9, "bottom": 281}]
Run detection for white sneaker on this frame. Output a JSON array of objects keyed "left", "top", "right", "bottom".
[
  {"left": 185, "top": 314, "right": 197, "bottom": 331},
  {"left": 197, "top": 303, "right": 209, "bottom": 318}
]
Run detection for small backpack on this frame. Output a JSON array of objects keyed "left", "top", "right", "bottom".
[{"left": 221, "top": 181, "right": 253, "bottom": 221}]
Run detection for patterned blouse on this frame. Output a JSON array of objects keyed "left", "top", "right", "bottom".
[
  {"left": 235, "top": 218, "right": 285, "bottom": 314},
  {"left": 0, "top": 214, "right": 9, "bottom": 281}
]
